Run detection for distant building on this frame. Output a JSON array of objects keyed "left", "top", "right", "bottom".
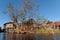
[
  {"left": 4, "top": 22, "right": 14, "bottom": 32},
  {"left": 54, "top": 22, "right": 60, "bottom": 29}
]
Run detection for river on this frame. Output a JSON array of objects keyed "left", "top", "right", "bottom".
[
  {"left": 0, "top": 33, "right": 4, "bottom": 40},
  {"left": 0, "top": 33, "right": 60, "bottom": 40}
]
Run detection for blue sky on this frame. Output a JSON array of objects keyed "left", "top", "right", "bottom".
[{"left": 0, "top": 0, "right": 60, "bottom": 28}]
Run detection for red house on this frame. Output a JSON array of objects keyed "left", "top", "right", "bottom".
[{"left": 54, "top": 22, "right": 60, "bottom": 29}]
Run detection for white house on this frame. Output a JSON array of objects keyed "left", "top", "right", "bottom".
[{"left": 4, "top": 22, "right": 14, "bottom": 32}]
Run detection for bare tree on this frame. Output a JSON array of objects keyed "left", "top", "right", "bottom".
[
  {"left": 6, "top": 0, "right": 40, "bottom": 28},
  {"left": 18, "top": 0, "right": 40, "bottom": 23},
  {"left": 7, "top": 4, "right": 19, "bottom": 29},
  {"left": 36, "top": 16, "right": 48, "bottom": 24}
]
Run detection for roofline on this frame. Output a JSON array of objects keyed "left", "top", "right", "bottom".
[{"left": 4, "top": 22, "right": 13, "bottom": 25}]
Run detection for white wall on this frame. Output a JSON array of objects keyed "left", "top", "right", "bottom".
[{"left": 5, "top": 24, "right": 13, "bottom": 28}]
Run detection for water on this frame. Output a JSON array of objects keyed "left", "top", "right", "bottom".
[
  {"left": 0, "top": 33, "right": 4, "bottom": 40},
  {"left": 4, "top": 32, "right": 35, "bottom": 40},
  {"left": 0, "top": 33, "right": 60, "bottom": 40},
  {"left": 54, "top": 33, "right": 60, "bottom": 40}
]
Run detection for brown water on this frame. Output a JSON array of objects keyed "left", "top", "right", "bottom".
[
  {"left": 4, "top": 32, "right": 35, "bottom": 40},
  {"left": 0, "top": 33, "right": 60, "bottom": 40}
]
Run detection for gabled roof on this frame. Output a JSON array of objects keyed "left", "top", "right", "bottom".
[{"left": 4, "top": 22, "right": 13, "bottom": 25}]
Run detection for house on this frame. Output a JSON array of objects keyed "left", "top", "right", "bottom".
[
  {"left": 4, "top": 22, "right": 14, "bottom": 32},
  {"left": 54, "top": 22, "right": 60, "bottom": 29}
]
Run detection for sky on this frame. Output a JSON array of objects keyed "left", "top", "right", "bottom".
[{"left": 0, "top": 0, "right": 60, "bottom": 28}]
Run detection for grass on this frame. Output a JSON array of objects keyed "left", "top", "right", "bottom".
[
  {"left": 56, "top": 29, "right": 60, "bottom": 34},
  {"left": 35, "top": 28, "right": 51, "bottom": 34},
  {"left": 35, "top": 28, "right": 60, "bottom": 35}
]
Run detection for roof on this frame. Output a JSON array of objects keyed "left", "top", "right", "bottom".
[
  {"left": 54, "top": 22, "right": 60, "bottom": 26},
  {"left": 4, "top": 22, "right": 13, "bottom": 25}
]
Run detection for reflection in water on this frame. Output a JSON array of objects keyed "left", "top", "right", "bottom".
[
  {"left": 4, "top": 32, "right": 54, "bottom": 40},
  {"left": 12, "top": 33, "right": 17, "bottom": 40},
  {"left": 0, "top": 33, "right": 4, "bottom": 40},
  {"left": 35, "top": 34, "right": 54, "bottom": 40},
  {"left": 4, "top": 32, "right": 35, "bottom": 40},
  {"left": 54, "top": 33, "right": 60, "bottom": 40},
  {"left": 1, "top": 33, "right": 59, "bottom": 40}
]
